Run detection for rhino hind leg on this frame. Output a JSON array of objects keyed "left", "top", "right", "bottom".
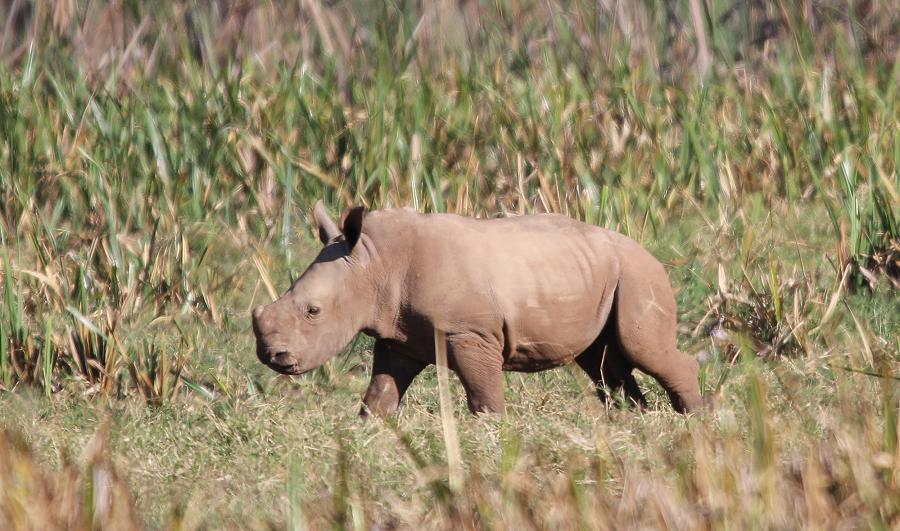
[
  {"left": 575, "top": 330, "right": 647, "bottom": 409},
  {"left": 611, "top": 275, "right": 703, "bottom": 413}
]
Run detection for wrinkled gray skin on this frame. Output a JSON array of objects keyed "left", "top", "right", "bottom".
[{"left": 252, "top": 201, "right": 702, "bottom": 416}]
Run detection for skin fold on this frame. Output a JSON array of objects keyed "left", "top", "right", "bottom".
[{"left": 252, "top": 201, "right": 702, "bottom": 416}]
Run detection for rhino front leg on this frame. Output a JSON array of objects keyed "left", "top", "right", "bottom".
[
  {"left": 447, "top": 337, "right": 506, "bottom": 415},
  {"left": 360, "top": 341, "right": 427, "bottom": 417}
]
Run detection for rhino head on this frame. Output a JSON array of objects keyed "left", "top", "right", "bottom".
[{"left": 252, "top": 201, "right": 375, "bottom": 375}]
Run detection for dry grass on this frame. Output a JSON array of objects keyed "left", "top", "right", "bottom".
[{"left": 0, "top": 426, "right": 142, "bottom": 530}]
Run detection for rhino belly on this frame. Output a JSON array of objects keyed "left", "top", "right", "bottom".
[
  {"left": 504, "top": 341, "right": 592, "bottom": 371},
  {"left": 500, "top": 293, "right": 613, "bottom": 372}
]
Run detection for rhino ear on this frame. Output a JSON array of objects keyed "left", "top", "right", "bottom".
[
  {"left": 340, "top": 206, "right": 366, "bottom": 250},
  {"left": 314, "top": 200, "right": 341, "bottom": 244}
]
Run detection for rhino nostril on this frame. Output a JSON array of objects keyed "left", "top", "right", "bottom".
[{"left": 270, "top": 352, "right": 293, "bottom": 366}]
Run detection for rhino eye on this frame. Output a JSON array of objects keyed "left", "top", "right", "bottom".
[{"left": 307, "top": 305, "right": 321, "bottom": 317}]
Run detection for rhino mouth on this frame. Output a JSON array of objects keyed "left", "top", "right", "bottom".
[
  {"left": 266, "top": 359, "right": 305, "bottom": 376},
  {"left": 256, "top": 340, "right": 309, "bottom": 376},
  {"left": 256, "top": 342, "right": 306, "bottom": 375}
]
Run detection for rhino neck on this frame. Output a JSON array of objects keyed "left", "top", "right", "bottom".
[{"left": 357, "top": 216, "right": 411, "bottom": 342}]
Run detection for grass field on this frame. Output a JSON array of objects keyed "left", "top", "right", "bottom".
[{"left": 1, "top": 1, "right": 899, "bottom": 529}]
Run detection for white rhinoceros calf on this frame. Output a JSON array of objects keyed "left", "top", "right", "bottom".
[{"left": 252, "top": 201, "right": 702, "bottom": 415}]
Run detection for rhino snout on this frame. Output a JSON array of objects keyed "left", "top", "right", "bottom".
[
  {"left": 252, "top": 304, "right": 306, "bottom": 374},
  {"left": 252, "top": 305, "right": 278, "bottom": 359},
  {"left": 252, "top": 304, "right": 285, "bottom": 339},
  {"left": 251, "top": 305, "right": 267, "bottom": 334}
]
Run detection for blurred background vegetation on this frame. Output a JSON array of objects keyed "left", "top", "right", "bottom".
[{"left": 0, "top": 0, "right": 898, "bottom": 529}]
